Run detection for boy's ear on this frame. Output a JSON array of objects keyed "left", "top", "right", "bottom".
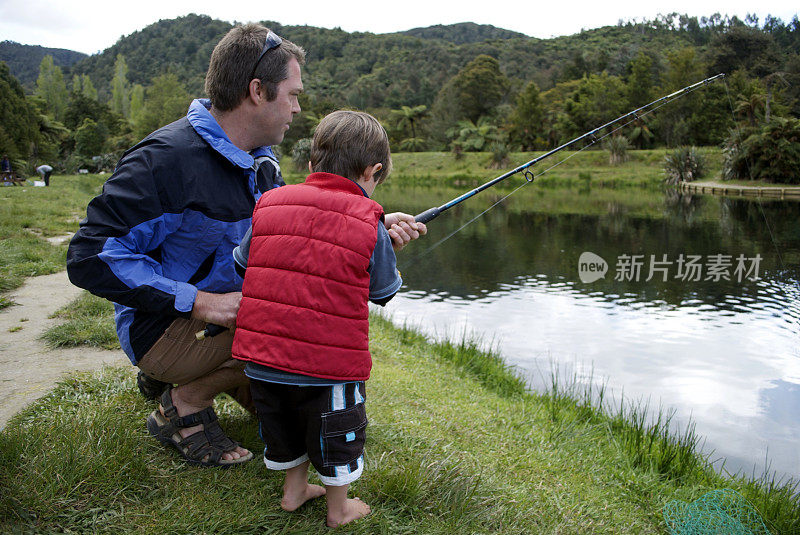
[{"left": 362, "top": 163, "right": 382, "bottom": 182}]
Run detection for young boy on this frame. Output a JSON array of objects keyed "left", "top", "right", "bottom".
[{"left": 232, "top": 110, "right": 413, "bottom": 527}]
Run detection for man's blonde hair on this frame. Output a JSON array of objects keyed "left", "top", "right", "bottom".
[
  {"left": 205, "top": 23, "right": 305, "bottom": 111},
  {"left": 310, "top": 110, "right": 392, "bottom": 183}
]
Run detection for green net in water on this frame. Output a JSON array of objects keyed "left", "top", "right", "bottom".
[{"left": 663, "top": 489, "right": 771, "bottom": 535}]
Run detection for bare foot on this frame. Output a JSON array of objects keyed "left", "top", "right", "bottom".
[
  {"left": 326, "top": 497, "right": 371, "bottom": 528},
  {"left": 281, "top": 483, "right": 326, "bottom": 511},
  {"left": 164, "top": 388, "right": 251, "bottom": 461}
]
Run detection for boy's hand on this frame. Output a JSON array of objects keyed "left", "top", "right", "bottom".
[{"left": 385, "top": 212, "right": 427, "bottom": 251}]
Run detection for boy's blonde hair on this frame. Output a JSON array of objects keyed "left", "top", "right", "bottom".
[{"left": 310, "top": 110, "right": 392, "bottom": 183}]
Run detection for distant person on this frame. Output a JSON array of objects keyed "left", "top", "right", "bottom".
[
  {"left": 232, "top": 110, "right": 410, "bottom": 527},
  {"left": 36, "top": 164, "right": 53, "bottom": 186},
  {"left": 2, "top": 155, "right": 17, "bottom": 185},
  {"left": 66, "top": 24, "right": 425, "bottom": 468},
  {"left": 1, "top": 155, "right": 12, "bottom": 175}
]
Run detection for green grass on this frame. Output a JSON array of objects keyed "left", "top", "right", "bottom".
[
  {"left": 42, "top": 291, "right": 120, "bottom": 350},
  {"left": 5, "top": 155, "right": 798, "bottom": 532},
  {"left": 3, "top": 311, "right": 798, "bottom": 534},
  {"left": 0, "top": 174, "right": 107, "bottom": 302},
  {"left": 361, "top": 148, "right": 722, "bottom": 190}
]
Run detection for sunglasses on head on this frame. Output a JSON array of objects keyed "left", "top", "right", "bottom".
[{"left": 250, "top": 30, "right": 283, "bottom": 81}]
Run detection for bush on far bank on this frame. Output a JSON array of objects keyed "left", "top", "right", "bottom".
[{"left": 723, "top": 117, "right": 800, "bottom": 184}]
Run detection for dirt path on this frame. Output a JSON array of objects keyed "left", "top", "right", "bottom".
[{"left": 0, "top": 270, "right": 127, "bottom": 430}]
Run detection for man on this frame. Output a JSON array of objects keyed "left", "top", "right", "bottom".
[
  {"left": 66, "top": 23, "right": 425, "bottom": 467},
  {"left": 36, "top": 163, "right": 53, "bottom": 186}
]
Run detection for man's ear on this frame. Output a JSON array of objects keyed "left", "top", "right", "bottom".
[{"left": 247, "top": 79, "right": 263, "bottom": 105}]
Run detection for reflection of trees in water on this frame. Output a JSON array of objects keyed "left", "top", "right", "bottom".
[{"left": 399, "top": 191, "right": 800, "bottom": 311}]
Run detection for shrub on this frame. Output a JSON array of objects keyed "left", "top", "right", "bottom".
[
  {"left": 603, "top": 135, "right": 630, "bottom": 165},
  {"left": 723, "top": 118, "right": 800, "bottom": 184},
  {"left": 488, "top": 142, "right": 510, "bottom": 169},
  {"left": 663, "top": 146, "right": 707, "bottom": 184},
  {"left": 291, "top": 138, "right": 311, "bottom": 171},
  {"left": 721, "top": 127, "right": 753, "bottom": 181}
]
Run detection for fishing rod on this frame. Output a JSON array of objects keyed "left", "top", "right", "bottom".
[{"left": 413, "top": 73, "right": 726, "bottom": 224}]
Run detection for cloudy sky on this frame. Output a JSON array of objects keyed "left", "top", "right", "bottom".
[{"left": 1, "top": 0, "right": 797, "bottom": 55}]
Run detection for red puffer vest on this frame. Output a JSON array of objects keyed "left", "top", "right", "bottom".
[{"left": 232, "top": 172, "right": 384, "bottom": 381}]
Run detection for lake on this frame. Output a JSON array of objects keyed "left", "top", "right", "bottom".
[{"left": 372, "top": 178, "right": 800, "bottom": 483}]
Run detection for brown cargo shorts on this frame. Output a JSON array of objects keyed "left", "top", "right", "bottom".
[{"left": 137, "top": 318, "right": 252, "bottom": 411}]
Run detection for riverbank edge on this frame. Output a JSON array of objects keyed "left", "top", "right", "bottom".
[
  {"left": 679, "top": 179, "right": 800, "bottom": 200},
  {"left": 2, "top": 305, "right": 798, "bottom": 533},
  {"left": 368, "top": 314, "right": 800, "bottom": 532}
]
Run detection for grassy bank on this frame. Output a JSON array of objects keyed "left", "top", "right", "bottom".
[
  {"left": 0, "top": 174, "right": 107, "bottom": 308},
  {"left": 7, "top": 299, "right": 799, "bottom": 533},
  {"left": 1, "top": 150, "right": 719, "bottom": 306},
  {"left": 285, "top": 148, "right": 725, "bottom": 190}
]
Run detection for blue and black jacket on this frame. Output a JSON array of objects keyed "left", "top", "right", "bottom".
[{"left": 66, "top": 99, "right": 283, "bottom": 364}]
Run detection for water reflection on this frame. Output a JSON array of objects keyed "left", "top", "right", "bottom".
[{"left": 374, "top": 182, "right": 800, "bottom": 481}]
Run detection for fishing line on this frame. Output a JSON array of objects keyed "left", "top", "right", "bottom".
[
  {"left": 400, "top": 179, "right": 530, "bottom": 267},
  {"left": 400, "top": 79, "right": 717, "bottom": 267}
]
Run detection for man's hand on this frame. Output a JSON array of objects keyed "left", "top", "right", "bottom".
[
  {"left": 191, "top": 291, "right": 242, "bottom": 329},
  {"left": 385, "top": 212, "right": 427, "bottom": 251}
]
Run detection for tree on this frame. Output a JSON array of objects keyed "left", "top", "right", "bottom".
[
  {"left": 627, "top": 51, "right": 654, "bottom": 108},
  {"left": 662, "top": 47, "right": 704, "bottom": 92},
  {"left": 35, "top": 55, "right": 68, "bottom": 122},
  {"left": 133, "top": 73, "right": 191, "bottom": 139},
  {"left": 508, "top": 81, "right": 544, "bottom": 150},
  {"left": 0, "top": 62, "right": 39, "bottom": 160},
  {"left": 656, "top": 48, "right": 706, "bottom": 146},
  {"left": 708, "top": 26, "right": 781, "bottom": 78},
  {"left": 447, "top": 117, "right": 503, "bottom": 152},
  {"left": 74, "top": 117, "right": 108, "bottom": 157},
  {"left": 735, "top": 89, "right": 766, "bottom": 128},
  {"left": 72, "top": 74, "right": 98, "bottom": 100},
  {"left": 390, "top": 105, "right": 427, "bottom": 140},
  {"left": 390, "top": 105, "right": 428, "bottom": 151},
  {"left": 111, "top": 54, "right": 131, "bottom": 118},
  {"left": 438, "top": 55, "right": 510, "bottom": 124},
  {"left": 129, "top": 84, "right": 145, "bottom": 125},
  {"left": 562, "top": 73, "right": 627, "bottom": 138}
]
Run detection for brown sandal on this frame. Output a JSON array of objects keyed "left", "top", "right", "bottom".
[{"left": 146, "top": 387, "right": 253, "bottom": 467}]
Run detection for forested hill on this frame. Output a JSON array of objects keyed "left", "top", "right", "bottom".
[
  {"left": 7, "top": 13, "right": 800, "bottom": 108},
  {"left": 63, "top": 14, "right": 690, "bottom": 101},
  {"left": 3, "top": 12, "right": 799, "bottom": 165},
  {"left": 0, "top": 41, "right": 86, "bottom": 89},
  {"left": 397, "top": 22, "right": 529, "bottom": 43}
]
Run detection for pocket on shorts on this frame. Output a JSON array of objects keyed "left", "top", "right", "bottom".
[{"left": 320, "top": 403, "right": 367, "bottom": 468}]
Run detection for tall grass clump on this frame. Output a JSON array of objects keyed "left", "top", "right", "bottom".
[
  {"left": 430, "top": 334, "right": 526, "bottom": 398},
  {"left": 604, "top": 135, "right": 630, "bottom": 165},
  {"left": 664, "top": 146, "right": 707, "bottom": 184},
  {"left": 42, "top": 291, "right": 119, "bottom": 349}
]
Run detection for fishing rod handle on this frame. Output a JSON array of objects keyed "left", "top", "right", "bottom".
[
  {"left": 194, "top": 323, "right": 228, "bottom": 341},
  {"left": 414, "top": 207, "right": 441, "bottom": 224}
]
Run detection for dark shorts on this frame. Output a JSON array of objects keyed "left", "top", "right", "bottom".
[{"left": 251, "top": 380, "right": 367, "bottom": 486}]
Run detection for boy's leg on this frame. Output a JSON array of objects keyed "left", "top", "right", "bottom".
[
  {"left": 325, "top": 484, "right": 371, "bottom": 528},
  {"left": 304, "top": 382, "right": 370, "bottom": 526},
  {"left": 280, "top": 460, "right": 326, "bottom": 512},
  {"left": 251, "top": 381, "right": 326, "bottom": 509}
]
